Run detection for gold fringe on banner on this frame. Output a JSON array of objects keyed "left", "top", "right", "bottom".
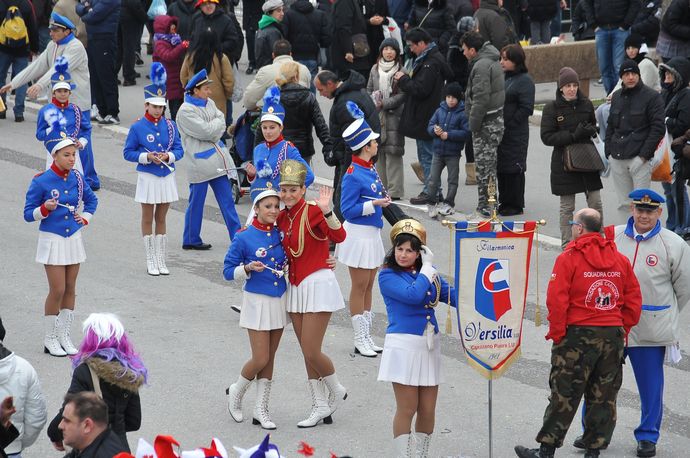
[{"left": 466, "top": 348, "right": 523, "bottom": 380}]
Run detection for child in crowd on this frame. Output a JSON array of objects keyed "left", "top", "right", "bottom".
[
  {"left": 152, "top": 15, "right": 189, "bottom": 120},
  {"left": 123, "top": 63, "right": 184, "bottom": 276},
  {"left": 426, "top": 82, "right": 469, "bottom": 218}
]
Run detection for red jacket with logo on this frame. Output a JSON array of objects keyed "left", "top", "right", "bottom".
[{"left": 545, "top": 233, "right": 642, "bottom": 343}]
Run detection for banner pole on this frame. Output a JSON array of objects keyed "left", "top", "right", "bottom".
[{"left": 488, "top": 378, "right": 493, "bottom": 458}]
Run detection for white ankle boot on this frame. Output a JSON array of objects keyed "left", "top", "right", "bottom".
[
  {"left": 297, "top": 379, "right": 332, "bottom": 428},
  {"left": 144, "top": 235, "right": 159, "bottom": 276},
  {"left": 56, "top": 309, "right": 78, "bottom": 355},
  {"left": 321, "top": 373, "right": 347, "bottom": 415},
  {"left": 416, "top": 432, "right": 431, "bottom": 458},
  {"left": 226, "top": 375, "right": 252, "bottom": 422},
  {"left": 363, "top": 310, "right": 383, "bottom": 353},
  {"left": 44, "top": 315, "right": 66, "bottom": 357},
  {"left": 252, "top": 378, "right": 276, "bottom": 430},
  {"left": 352, "top": 315, "right": 377, "bottom": 357},
  {"left": 393, "top": 434, "right": 414, "bottom": 458},
  {"left": 155, "top": 234, "right": 169, "bottom": 275}
]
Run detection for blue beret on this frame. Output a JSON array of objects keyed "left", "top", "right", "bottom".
[
  {"left": 49, "top": 12, "right": 76, "bottom": 30},
  {"left": 629, "top": 188, "right": 665, "bottom": 208},
  {"left": 184, "top": 69, "right": 212, "bottom": 92}
]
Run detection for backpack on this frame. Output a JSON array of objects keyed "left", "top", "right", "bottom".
[{"left": 0, "top": 5, "right": 28, "bottom": 48}]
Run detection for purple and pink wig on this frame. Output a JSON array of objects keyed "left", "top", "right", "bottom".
[{"left": 72, "top": 313, "right": 148, "bottom": 383}]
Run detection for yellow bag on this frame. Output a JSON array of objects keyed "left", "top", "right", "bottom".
[
  {"left": 651, "top": 131, "right": 673, "bottom": 183},
  {"left": 0, "top": 6, "right": 29, "bottom": 48}
]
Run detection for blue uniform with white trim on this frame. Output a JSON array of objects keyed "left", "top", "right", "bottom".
[
  {"left": 23, "top": 166, "right": 98, "bottom": 236},
  {"left": 123, "top": 115, "right": 184, "bottom": 175},
  {"left": 250, "top": 139, "right": 314, "bottom": 200},
  {"left": 223, "top": 220, "right": 288, "bottom": 297},
  {"left": 340, "top": 155, "right": 385, "bottom": 228}
]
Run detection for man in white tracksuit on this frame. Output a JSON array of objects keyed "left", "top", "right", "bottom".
[{"left": 600, "top": 188, "right": 690, "bottom": 458}]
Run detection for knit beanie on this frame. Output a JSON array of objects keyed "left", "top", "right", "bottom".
[
  {"left": 619, "top": 58, "right": 641, "bottom": 77},
  {"left": 624, "top": 33, "right": 644, "bottom": 50},
  {"left": 457, "top": 16, "right": 476, "bottom": 34},
  {"left": 379, "top": 37, "right": 401, "bottom": 56},
  {"left": 444, "top": 82, "right": 464, "bottom": 100},
  {"left": 558, "top": 67, "right": 579, "bottom": 88}
]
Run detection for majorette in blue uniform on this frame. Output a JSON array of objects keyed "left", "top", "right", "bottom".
[
  {"left": 249, "top": 86, "right": 314, "bottom": 204},
  {"left": 123, "top": 62, "right": 184, "bottom": 276},
  {"left": 335, "top": 100, "right": 388, "bottom": 357},
  {"left": 223, "top": 189, "right": 289, "bottom": 430},
  {"left": 36, "top": 57, "right": 90, "bottom": 178},
  {"left": 24, "top": 109, "right": 98, "bottom": 357},
  {"left": 376, "top": 219, "right": 456, "bottom": 455}
]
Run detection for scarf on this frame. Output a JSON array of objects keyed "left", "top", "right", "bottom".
[
  {"left": 377, "top": 58, "right": 398, "bottom": 99},
  {"left": 412, "top": 41, "right": 437, "bottom": 73},
  {"left": 258, "top": 14, "right": 279, "bottom": 30},
  {"left": 154, "top": 32, "right": 181, "bottom": 46}
]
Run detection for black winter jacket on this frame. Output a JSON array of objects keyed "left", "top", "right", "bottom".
[
  {"left": 167, "top": 0, "right": 197, "bottom": 41},
  {"left": 241, "top": 0, "right": 262, "bottom": 29},
  {"left": 498, "top": 71, "right": 535, "bottom": 174},
  {"left": 660, "top": 0, "right": 690, "bottom": 41},
  {"left": 398, "top": 44, "right": 453, "bottom": 140},
  {"left": 331, "top": 0, "right": 370, "bottom": 74},
  {"left": 541, "top": 90, "right": 603, "bottom": 196},
  {"left": 571, "top": 1, "right": 596, "bottom": 41},
  {"left": 606, "top": 80, "right": 665, "bottom": 160},
  {"left": 280, "top": 82, "right": 333, "bottom": 160},
  {"left": 661, "top": 57, "right": 690, "bottom": 143},
  {"left": 61, "top": 429, "right": 127, "bottom": 458},
  {"left": 363, "top": 0, "right": 390, "bottom": 66},
  {"left": 407, "top": 0, "right": 455, "bottom": 55},
  {"left": 631, "top": 0, "right": 660, "bottom": 45},
  {"left": 581, "top": 0, "right": 640, "bottom": 30},
  {"left": 329, "top": 70, "right": 381, "bottom": 164},
  {"left": 254, "top": 21, "right": 284, "bottom": 68},
  {"left": 0, "top": 423, "right": 18, "bottom": 458},
  {"left": 120, "top": 0, "right": 148, "bottom": 25},
  {"left": 447, "top": 32, "right": 470, "bottom": 89},
  {"left": 283, "top": 0, "right": 332, "bottom": 61},
  {"left": 190, "top": 9, "right": 243, "bottom": 64},
  {"left": 526, "top": 0, "right": 558, "bottom": 23},
  {"left": 47, "top": 358, "right": 144, "bottom": 453}
]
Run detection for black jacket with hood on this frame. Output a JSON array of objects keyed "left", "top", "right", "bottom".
[
  {"left": 283, "top": 0, "right": 332, "bottom": 61},
  {"left": 407, "top": 0, "right": 455, "bottom": 55},
  {"left": 581, "top": 0, "right": 640, "bottom": 30},
  {"left": 167, "top": 0, "right": 197, "bottom": 41},
  {"left": 190, "top": 7, "right": 243, "bottom": 64},
  {"left": 280, "top": 82, "right": 333, "bottom": 160}
]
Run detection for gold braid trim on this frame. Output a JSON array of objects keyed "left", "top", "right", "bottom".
[
  {"left": 324, "top": 213, "right": 342, "bottom": 230},
  {"left": 289, "top": 202, "right": 327, "bottom": 258}
]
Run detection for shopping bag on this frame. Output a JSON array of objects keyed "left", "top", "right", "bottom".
[
  {"left": 147, "top": 0, "right": 167, "bottom": 19},
  {"left": 592, "top": 133, "right": 609, "bottom": 177},
  {"left": 651, "top": 130, "right": 673, "bottom": 183},
  {"left": 382, "top": 17, "right": 403, "bottom": 51}
]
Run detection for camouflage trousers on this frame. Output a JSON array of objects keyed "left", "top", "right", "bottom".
[
  {"left": 472, "top": 113, "right": 504, "bottom": 211},
  {"left": 536, "top": 325, "right": 625, "bottom": 449}
]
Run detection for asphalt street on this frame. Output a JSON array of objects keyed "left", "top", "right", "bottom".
[{"left": 1, "top": 47, "right": 690, "bottom": 458}]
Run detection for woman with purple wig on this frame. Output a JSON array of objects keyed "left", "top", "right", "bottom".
[{"left": 46, "top": 313, "right": 147, "bottom": 453}]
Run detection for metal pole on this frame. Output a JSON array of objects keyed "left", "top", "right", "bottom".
[{"left": 488, "top": 378, "right": 493, "bottom": 458}]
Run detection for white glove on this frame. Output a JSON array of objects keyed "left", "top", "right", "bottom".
[{"left": 421, "top": 245, "right": 434, "bottom": 265}]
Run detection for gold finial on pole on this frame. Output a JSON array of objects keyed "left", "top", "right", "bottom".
[{"left": 487, "top": 176, "right": 499, "bottom": 222}]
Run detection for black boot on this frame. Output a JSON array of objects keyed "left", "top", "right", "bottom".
[
  {"left": 514, "top": 444, "right": 555, "bottom": 458},
  {"left": 585, "top": 449, "right": 600, "bottom": 458},
  {"left": 636, "top": 440, "right": 656, "bottom": 457},
  {"left": 574, "top": 435, "right": 608, "bottom": 450}
]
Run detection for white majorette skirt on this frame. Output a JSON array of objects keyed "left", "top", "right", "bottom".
[
  {"left": 36, "top": 230, "right": 86, "bottom": 265},
  {"left": 335, "top": 221, "right": 385, "bottom": 269},
  {"left": 240, "top": 291, "right": 289, "bottom": 331},
  {"left": 135, "top": 171, "right": 179, "bottom": 204},
  {"left": 287, "top": 269, "right": 345, "bottom": 313},
  {"left": 377, "top": 328, "right": 442, "bottom": 386}
]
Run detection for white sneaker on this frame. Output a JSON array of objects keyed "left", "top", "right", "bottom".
[
  {"left": 427, "top": 203, "right": 438, "bottom": 218},
  {"left": 438, "top": 203, "right": 455, "bottom": 216},
  {"left": 90, "top": 105, "right": 99, "bottom": 120}
]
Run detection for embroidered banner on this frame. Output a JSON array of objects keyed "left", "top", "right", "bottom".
[{"left": 453, "top": 221, "right": 536, "bottom": 379}]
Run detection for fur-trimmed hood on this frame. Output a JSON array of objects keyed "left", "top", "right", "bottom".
[{"left": 85, "top": 357, "right": 145, "bottom": 393}]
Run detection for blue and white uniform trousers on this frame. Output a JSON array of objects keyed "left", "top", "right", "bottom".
[{"left": 183, "top": 176, "right": 242, "bottom": 246}]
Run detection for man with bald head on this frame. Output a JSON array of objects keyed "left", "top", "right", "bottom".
[{"left": 515, "top": 208, "right": 642, "bottom": 458}]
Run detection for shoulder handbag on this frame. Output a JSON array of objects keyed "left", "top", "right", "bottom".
[
  {"left": 563, "top": 141, "right": 605, "bottom": 172},
  {"left": 88, "top": 364, "right": 103, "bottom": 398},
  {"left": 351, "top": 0, "right": 370, "bottom": 58}
]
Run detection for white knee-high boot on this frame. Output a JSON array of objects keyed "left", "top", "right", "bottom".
[
  {"left": 252, "top": 378, "right": 276, "bottom": 430},
  {"left": 56, "top": 309, "right": 78, "bottom": 355},
  {"left": 415, "top": 432, "right": 432, "bottom": 458},
  {"left": 363, "top": 310, "right": 383, "bottom": 353},
  {"left": 297, "top": 379, "right": 332, "bottom": 428},
  {"left": 144, "top": 235, "right": 159, "bottom": 276},
  {"left": 44, "top": 315, "right": 66, "bottom": 357},
  {"left": 321, "top": 373, "right": 348, "bottom": 415},
  {"left": 352, "top": 314, "right": 377, "bottom": 357},
  {"left": 226, "top": 375, "right": 252, "bottom": 422},
  {"left": 393, "top": 434, "right": 414, "bottom": 458},
  {"left": 155, "top": 234, "right": 169, "bottom": 275}
]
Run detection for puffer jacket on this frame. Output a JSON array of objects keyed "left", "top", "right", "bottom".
[
  {"left": 660, "top": 57, "right": 690, "bottom": 139},
  {"left": 631, "top": 0, "right": 661, "bottom": 45},
  {"left": 465, "top": 41, "right": 505, "bottom": 133},
  {"left": 279, "top": 82, "right": 333, "bottom": 160},
  {"left": 0, "top": 345, "right": 46, "bottom": 455},
  {"left": 175, "top": 96, "right": 231, "bottom": 183},
  {"left": 407, "top": 0, "right": 455, "bottom": 54},
  {"left": 606, "top": 80, "right": 665, "bottom": 160},
  {"left": 540, "top": 90, "right": 603, "bottom": 196},
  {"left": 398, "top": 44, "right": 453, "bottom": 140},
  {"left": 47, "top": 357, "right": 143, "bottom": 453},
  {"left": 255, "top": 17, "right": 284, "bottom": 68},
  {"left": 330, "top": 70, "right": 381, "bottom": 163},
  {"left": 366, "top": 61, "right": 406, "bottom": 156},
  {"left": 526, "top": 0, "right": 558, "bottom": 23},
  {"left": 609, "top": 220, "right": 690, "bottom": 347},
  {"left": 581, "top": 0, "right": 640, "bottom": 30},
  {"left": 474, "top": 0, "right": 516, "bottom": 50},
  {"left": 190, "top": 8, "right": 243, "bottom": 64},
  {"left": 497, "top": 70, "right": 535, "bottom": 174},
  {"left": 75, "top": 0, "right": 121, "bottom": 36},
  {"left": 167, "top": 0, "right": 197, "bottom": 41},
  {"left": 283, "top": 0, "right": 332, "bottom": 61},
  {"left": 330, "top": 0, "right": 370, "bottom": 74},
  {"left": 153, "top": 15, "right": 186, "bottom": 101},
  {"left": 427, "top": 100, "right": 469, "bottom": 156}
]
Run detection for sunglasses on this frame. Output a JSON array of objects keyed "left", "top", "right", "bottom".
[{"left": 568, "top": 220, "right": 583, "bottom": 227}]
